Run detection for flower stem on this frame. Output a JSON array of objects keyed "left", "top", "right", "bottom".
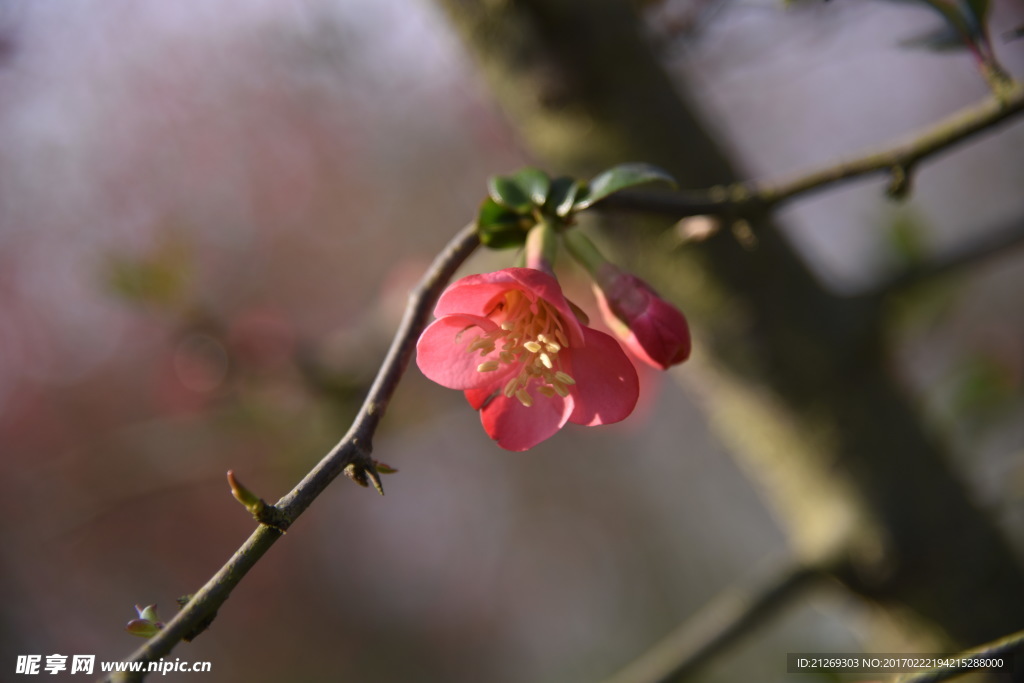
[
  {"left": 562, "top": 228, "right": 608, "bottom": 277},
  {"left": 563, "top": 229, "right": 624, "bottom": 292},
  {"left": 525, "top": 216, "right": 560, "bottom": 274}
]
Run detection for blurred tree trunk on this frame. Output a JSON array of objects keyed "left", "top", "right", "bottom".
[{"left": 436, "top": 0, "right": 1024, "bottom": 650}]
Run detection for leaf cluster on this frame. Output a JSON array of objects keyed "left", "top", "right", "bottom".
[{"left": 477, "top": 163, "right": 676, "bottom": 248}]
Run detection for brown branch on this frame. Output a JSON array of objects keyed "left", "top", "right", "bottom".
[
  {"left": 600, "top": 82, "right": 1024, "bottom": 218},
  {"left": 102, "top": 222, "right": 480, "bottom": 682},
  {"left": 600, "top": 558, "right": 835, "bottom": 683}
]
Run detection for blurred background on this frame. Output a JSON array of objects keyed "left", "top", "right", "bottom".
[{"left": 1, "top": 1, "right": 1023, "bottom": 681}]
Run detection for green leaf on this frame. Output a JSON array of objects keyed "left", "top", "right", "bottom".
[
  {"left": 136, "top": 604, "right": 160, "bottom": 622},
  {"left": 573, "top": 163, "right": 677, "bottom": 210},
  {"left": 477, "top": 196, "right": 520, "bottom": 228},
  {"left": 227, "top": 470, "right": 264, "bottom": 514},
  {"left": 481, "top": 225, "right": 532, "bottom": 249},
  {"left": 125, "top": 619, "right": 162, "bottom": 638},
  {"left": 373, "top": 460, "right": 399, "bottom": 474},
  {"left": 510, "top": 167, "right": 551, "bottom": 206},
  {"left": 487, "top": 174, "right": 533, "bottom": 213},
  {"left": 546, "top": 176, "right": 580, "bottom": 217},
  {"left": 476, "top": 197, "right": 531, "bottom": 249},
  {"left": 126, "top": 604, "right": 163, "bottom": 638}
]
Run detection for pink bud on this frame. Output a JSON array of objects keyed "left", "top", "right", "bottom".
[{"left": 593, "top": 265, "right": 691, "bottom": 370}]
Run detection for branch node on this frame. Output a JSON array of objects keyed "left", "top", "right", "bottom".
[
  {"left": 343, "top": 447, "right": 387, "bottom": 496},
  {"left": 256, "top": 505, "right": 293, "bottom": 532},
  {"left": 885, "top": 164, "right": 914, "bottom": 200},
  {"left": 227, "top": 470, "right": 291, "bottom": 531}
]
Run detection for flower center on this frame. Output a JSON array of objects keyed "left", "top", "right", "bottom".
[{"left": 465, "top": 290, "right": 576, "bottom": 407}]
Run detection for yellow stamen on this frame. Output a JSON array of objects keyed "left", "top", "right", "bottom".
[
  {"left": 463, "top": 290, "right": 578, "bottom": 405},
  {"left": 467, "top": 338, "right": 492, "bottom": 353}
]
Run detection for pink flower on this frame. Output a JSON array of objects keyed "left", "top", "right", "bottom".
[
  {"left": 416, "top": 267, "right": 639, "bottom": 451},
  {"left": 593, "top": 265, "right": 691, "bottom": 370}
]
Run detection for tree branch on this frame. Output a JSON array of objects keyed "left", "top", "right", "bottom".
[
  {"left": 601, "top": 82, "right": 1024, "bottom": 218},
  {"left": 103, "top": 222, "right": 480, "bottom": 682},
  {"left": 600, "top": 559, "right": 835, "bottom": 683}
]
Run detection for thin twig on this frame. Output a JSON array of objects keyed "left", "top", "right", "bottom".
[
  {"left": 275, "top": 220, "right": 479, "bottom": 516},
  {"left": 102, "top": 222, "right": 480, "bottom": 682},
  {"left": 600, "top": 559, "right": 833, "bottom": 683},
  {"left": 601, "top": 83, "right": 1024, "bottom": 219},
  {"left": 893, "top": 628, "right": 1024, "bottom": 683}
]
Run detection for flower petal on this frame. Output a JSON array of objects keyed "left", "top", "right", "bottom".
[
  {"left": 464, "top": 386, "right": 498, "bottom": 410},
  {"left": 625, "top": 306, "right": 691, "bottom": 370},
  {"left": 435, "top": 268, "right": 585, "bottom": 346},
  {"left": 566, "top": 327, "right": 639, "bottom": 426},
  {"left": 416, "top": 315, "right": 508, "bottom": 390},
  {"left": 434, "top": 278, "right": 516, "bottom": 318},
  {"left": 478, "top": 390, "right": 574, "bottom": 451}
]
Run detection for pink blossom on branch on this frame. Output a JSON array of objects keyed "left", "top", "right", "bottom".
[
  {"left": 593, "top": 264, "right": 691, "bottom": 371},
  {"left": 416, "top": 267, "right": 639, "bottom": 451}
]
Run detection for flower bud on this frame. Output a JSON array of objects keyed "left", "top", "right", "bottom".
[
  {"left": 562, "top": 229, "right": 690, "bottom": 370},
  {"left": 125, "top": 604, "right": 163, "bottom": 638},
  {"left": 592, "top": 264, "right": 691, "bottom": 370}
]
